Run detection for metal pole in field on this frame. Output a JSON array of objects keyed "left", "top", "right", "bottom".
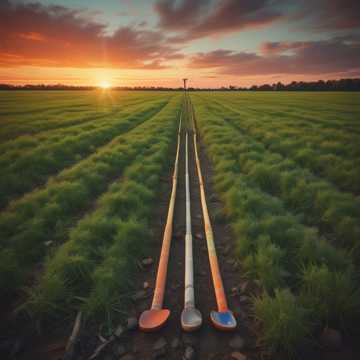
[
  {"left": 139, "top": 113, "right": 182, "bottom": 332},
  {"left": 181, "top": 132, "right": 202, "bottom": 331},
  {"left": 191, "top": 103, "right": 237, "bottom": 331}
]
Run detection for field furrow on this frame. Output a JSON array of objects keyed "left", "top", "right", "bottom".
[
  {"left": 0, "top": 95, "right": 170, "bottom": 163},
  {"left": 0, "top": 96, "right": 172, "bottom": 208},
  {"left": 196, "top": 94, "right": 360, "bottom": 194},
  {"left": 26, "top": 117, "right": 178, "bottom": 321},
  {"left": 0, "top": 92, "right": 163, "bottom": 141},
  {"left": 0, "top": 95, "right": 182, "bottom": 299},
  {"left": 192, "top": 97, "right": 360, "bottom": 254}
]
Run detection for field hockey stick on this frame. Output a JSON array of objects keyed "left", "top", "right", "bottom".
[
  {"left": 181, "top": 132, "right": 202, "bottom": 332},
  {"left": 192, "top": 110, "right": 237, "bottom": 331},
  {"left": 139, "top": 112, "right": 182, "bottom": 332}
]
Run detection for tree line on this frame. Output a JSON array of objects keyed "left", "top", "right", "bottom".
[{"left": 1, "top": 78, "right": 359, "bottom": 91}]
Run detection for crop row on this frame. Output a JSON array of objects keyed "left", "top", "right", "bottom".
[
  {"left": 0, "top": 95, "right": 182, "bottom": 301},
  {"left": 26, "top": 129, "right": 177, "bottom": 323},
  {"left": 199, "top": 95, "right": 360, "bottom": 195},
  {"left": 0, "top": 96, "right": 171, "bottom": 208},
  {"left": 216, "top": 96, "right": 359, "bottom": 162},
  {"left": 208, "top": 92, "right": 360, "bottom": 136},
  {"left": 0, "top": 95, "right": 167, "bottom": 165},
  {"left": 192, "top": 95, "right": 359, "bottom": 355},
  {"left": 0, "top": 93, "right": 165, "bottom": 153},
  {"left": 193, "top": 96, "right": 360, "bottom": 254}
]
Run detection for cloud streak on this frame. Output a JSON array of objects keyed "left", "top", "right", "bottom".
[
  {"left": 154, "top": 0, "right": 283, "bottom": 42},
  {"left": 0, "top": 0, "right": 182, "bottom": 68},
  {"left": 188, "top": 37, "right": 360, "bottom": 77},
  {"left": 296, "top": 0, "right": 360, "bottom": 31}
]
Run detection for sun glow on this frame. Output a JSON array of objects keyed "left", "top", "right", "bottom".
[{"left": 99, "top": 80, "right": 111, "bottom": 89}]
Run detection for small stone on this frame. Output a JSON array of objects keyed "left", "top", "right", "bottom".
[
  {"left": 114, "top": 325, "right": 125, "bottom": 338},
  {"left": 239, "top": 296, "right": 248, "bottom": 303},
  {"left": 120, "top": 355, "right": 135, "bottom": 360},
  {"left": 195, "top": 232, "right": 203, "bottom": 240},
  {"left": 127, "top": 317, "right": 138, "bottom": 330},
  {"left": 132, "top": 290, "right": 147, "bottom": 301},
  {"left": 223, "top": 245, "right": 230, "bottom": 255},
  {"left": 44, "top": 240, "right": 53, "bottom": 247},
  {"left": 142, "top": 257, "right": 154, "bottom": 266},
  {"left": 240, "top": 282, "right": 249, "bottom": 293},
  {"left": 171, "top": 338, "right": 181, "bottom": 349},
  {"left": 153, "top": 337, "right": 167, "bottom": 352},
  {"left": 183, "top": 346, "right": 196, "bottom": 360},
  {"left": 320, "top": 327, "right": 342, "bottom": 350},
  {"left": 229, "top": 335, "right": 245, "bottom": 350},
  {"left": 231, "top": 351, "right": 247, "bottom": 360},
  {"left": 113, "top": 344, "right": 127, "bottom": 356},
  {"left": 143, "top": 281, "right": 150, "bottom": 289}
]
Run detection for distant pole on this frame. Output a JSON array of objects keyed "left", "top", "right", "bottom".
[{"left": 183, "top": 78, "right": 188, "bottom": 91}]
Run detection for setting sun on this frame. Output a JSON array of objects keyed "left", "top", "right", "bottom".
[{"left": 99, "top": 81, "right": 111, "bottom": 89}]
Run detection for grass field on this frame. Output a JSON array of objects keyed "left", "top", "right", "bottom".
[
  {"left": 0, "top": 91, "right": 182, "bottom": 322},
  {"left": 191, "top": 91, "right": 360, "bottom": 355},
  {"left": 0, "top": 90, "right": 359, "bottom": 357}
]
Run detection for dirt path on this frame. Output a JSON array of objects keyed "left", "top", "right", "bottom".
[{"left": 124, "top": 113, "right": 256, "bottom": 359}]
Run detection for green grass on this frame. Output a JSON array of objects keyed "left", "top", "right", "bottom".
[
  {"left": 0, "top": 90, "right": 359, "bottom": 355},
  {"left": 191, "top": 91, "right": 360, "bottom": 355},
  {"left": 0, "top": 91, "right": 182, "bottom": 304}
]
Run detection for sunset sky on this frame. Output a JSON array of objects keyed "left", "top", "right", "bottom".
[{"left": 1, "top": 0, "right": 359, "bottom": 87}]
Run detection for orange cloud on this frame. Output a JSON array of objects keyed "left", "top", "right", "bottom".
[
  {"left": 0, "top": 1, "right": 182, "bottom": 69},
  {"left": 188, "top": 37, "right": 360, "bottom": 77}
]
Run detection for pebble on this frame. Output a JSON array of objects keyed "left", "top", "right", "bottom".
[
  {"left": 229, "top": 335, "right": 245, "bottom": 350},
  {"left": 120, "top": 355, "right": 135, "bottom": 360},
  {"left": 183, "top": 346, "right": 196, "bottom": 360},
  {"left": 231, "top": 286, "right": 240, "bottom": 296},
  {"left": 195, "top": 232, "right": 203, "bottom": 240},
  {"left": 153, "top": 337, "right": 167, "bottom": 352},
  {"left": 142, "top": 257, "right": 154, "bottom": 266},
  {"left": 171, "top": 337, "right": 181, "bottom": 349},
  {"left": 239, "top": 296, "right": 248, "bottom": 303},
  {"left": 132, "top": 290, "right": 147, "bottom": 301},
  {"left": 240, "top": 282, "right": 249, "bottom": 293},
  {"left": 127, "top": 317, "right": 138, "bottom": 330},
  {"left": 223, "top": 245, "right": 230, "bottom": 255},
  {"left": 143, "top": 281, "right": 150, "bottom": 289},
  {"left": 231, "top": 351, "right": 247, "bottom": 360},
  {"left": 320, "top": 327, "right": 342, "bottom": 350},
  {"left": 114, "top": 325, "right": 125, "bottom": 338}
]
